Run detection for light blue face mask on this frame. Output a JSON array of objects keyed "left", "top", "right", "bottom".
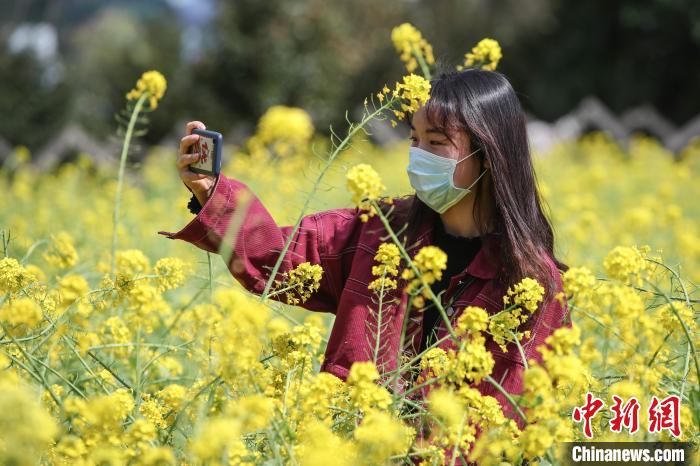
[{"left": 406, "top": 145, "right": 487, "bottom": 214}]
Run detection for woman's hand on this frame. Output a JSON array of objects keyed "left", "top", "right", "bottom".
[{"left": 178, "top": 121, "right": 217, "bottom": 206}]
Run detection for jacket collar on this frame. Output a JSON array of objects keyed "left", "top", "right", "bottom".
[{"left": 411, "top": 205, "right": 501, "bottom": 280}]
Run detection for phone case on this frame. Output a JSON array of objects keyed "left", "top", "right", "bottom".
[{"left": 188, "top": 128, "right": 222, "bottom": 176}]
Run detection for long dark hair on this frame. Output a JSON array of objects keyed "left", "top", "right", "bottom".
[{"left": 388, "top": 67, "right": 568, "bottom": 310}]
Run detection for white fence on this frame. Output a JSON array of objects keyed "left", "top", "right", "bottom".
[{"left": 1, "top": 97, "right": 698, "bottom": 170}]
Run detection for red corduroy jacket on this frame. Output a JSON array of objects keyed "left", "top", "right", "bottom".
[{"left": 158, "top": 173, "right": 570, "bottom": 433}]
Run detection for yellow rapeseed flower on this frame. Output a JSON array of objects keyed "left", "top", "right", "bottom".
[
  {"left": 139, "top": 447, "right": 175, "bottom": 465},
  {"left": 519, "top": 423, "right": 555, "bottom": 459},
  {"left": 562, "top": 266, "right": 597, "bottom": 297},
  {"left": 486, "top": 277, "right": 545, "bottom": 350},
  {"left": 0, "top": 297, "right": 43, "bottom": 335},
  {"left": 468, "top": 424, "right": 520, "bottom": 465},
  {"left": 189, "top": 416, "right": 243, "bottom": 462},
  {"left": 346, "top": 163, "right": 387, "bottom": 222},
  {"left": 0, "top": 379, "right": 58, "bottom": 465},
  {"left": 225, "top": 394, "right": 275, "bottom": 433},
  {"left": 391, "top": 23, "right": 435, "bottom": 74},
  {"left": 503, "top": 277, "right": 545, "bottom": 313},
  {"left": 542, "top": 324, "right": 581, "bottom": 356},
  {"left": 460, "top": 38, "right": 502, "bottom": 71},
  {"left": 354, "top": 409, "right": 414, "bottom": 464},
  {"left": 153, "top": 257, "right": 186, "bottom": 292},
  {"left": 401, "top": 245, "right": 447, "bottom": 304},
  {"left": 271, "top": 321, "right": 324, "bottom": 379},
  {"left": 43, "top": 231, "right": 79, "bottom": 269},
  {"left": 658, "top": 301, "right": 697, "bottom": 334},
  {"left": 298, "top": 372, "right": 349, "bottom": 426},
  {"left": 603, "top": 244, "right": 652, "bottom": 286},
  {"left": 368, "top": 243, "right": 401, "bottom": 292},
  {"left": 115, "top": 249, "right": 150, "bottom": 276},
  {"left": 125, "top": 70, "right": 167, "bottom": 110},
  {"left": 255, "top": 105, "right": 314, "bottom": 155},
  {"left": 99, "top": 316, "right": 132, "bottom": 358},
  {"left": 57, "top": 274, "right": 92, "bottom": 319},
  {"left": 445, "top": 335, "right": 495, "bottom": 385},
  {"left": 377, "top": 73, "right": 431, "bottom": 127},
  {"left": 295, "top": 419, "right": 356, "bottom": 466},
  {"left": 455, "top": 305, "right": 489, "bottom": 335},
  {"left": 428, "top": 387, "right": 465, "bottom": 430},
  {"left": 346, "top": 361, "right": 392, "bottom": 412},
  {"left": 418, "top": 347, "right": 449, "bottom": 382},
  {"left": 0, "top": 257, "right": 38, "bottom": 293},
  {"left": 277, "top": 262, "right": 324, "bottom": 305}
]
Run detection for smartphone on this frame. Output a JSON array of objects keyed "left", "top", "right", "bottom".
[{"left": 188, "top": 128, "right": 222, "bottom": 176}]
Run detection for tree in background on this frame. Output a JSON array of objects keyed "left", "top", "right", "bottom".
[
  {"left": 0, "top": 40, "right": 71, "bottom": 151},
  {"left": 1, "top": 0, "right": 699, "bottom": 156}
]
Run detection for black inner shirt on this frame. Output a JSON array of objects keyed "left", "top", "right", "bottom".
[{"left": 419, "top": 217, "right": 482, "bottom": 353}]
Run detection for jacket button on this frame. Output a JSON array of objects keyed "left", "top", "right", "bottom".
[{"left": 446, "top": 306, "right": 454, "bottom": 317}]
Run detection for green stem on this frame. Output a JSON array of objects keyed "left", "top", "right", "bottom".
[
  {"left": 644, "top": 258, "right": 691, "bottom": 307},
  {"left": 1, "top": 229, "right": 9, "bottom": 257},
  {"left": 207, "top": 251, "right": 213, "bottom": 302},
  {"left": 449, "top": 412, "right": 468, "bottom": 466},
  {"left": 258, "top": 98, "right": 397, "bottom": 303},
  {"left": 369, "top": 198, "right": 457, "bottom": 341},
  {"left": 373, "top": 270, "right": 387, "bottom": 366},
  {"left": 158, "top": 287, "right": 206, "bottom": 339},
  {"left": 484, "top": 374, "right": 527, "bottom": 423},
  {"left": 85, "top": 347, "right": 133, "bottom": 391},
  {"left": 64, "top": 336, "right": 111, "bottom": 395},
  {"left": 399, "top": 375, "right": 444, "bottom": 399},
  {"left": 572, "top": 304, "right": 637, "bottom": 351},
  {"left": 266, "top": 284, "right": 301, "bottom": 299},
  {"left": 1, "top": 324, "right": 69, "bottom": 405},
  {"left": 391, "top": 292, "right": 415, "bottom": 394},
  {"left": 87, "top": 342, "right": 193, "bottom": 351},
  {"left": 134, "top": 323, "right": 142, "bottom": 409},
  {"left": 20, "top": 239, "right": 48, "bottom": 265},
  {"left": 508, "top": 329, "right": 529, "bottom": 370},
  {"left": 165, "top": 374, "right": 222, "bottom": 443},
  {"left": 138, "top": 341, "right": 192, "bottom": 390},
  {"left": 412, "top": 43, "right": 432, "bottom": 80},
  {"left": 385, "top": 334, "right": 450, "bottom": 384},
  {"left": 643, "top": 277, "right": 700, "bottom": 395},
  {"left": 3, "top": 348, "right": 62, "bottom": 408},
  {"left": 647, "top": 328, "right": 674, "bottom": 367},
  {"left": 111, "top": 93, "right": 148, "bottom": 278}
]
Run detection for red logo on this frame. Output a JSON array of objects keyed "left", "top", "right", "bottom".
[
  {"left": 573, "top": 392, "right": 682, "bottom": 439},
  {"left": 572, "top": 392, "right": 605, "bottom": 438},
  {"left": 609, "top": 395, "right": 640, "bottom": 434},
  {"left": 648, "top": 394, "right": 681, "bottom": 438}
]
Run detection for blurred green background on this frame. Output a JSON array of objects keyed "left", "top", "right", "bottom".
[{"left": 2, "top": 0, "right": 699, "bottom": 156}]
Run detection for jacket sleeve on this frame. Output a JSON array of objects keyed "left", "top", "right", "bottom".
[{"left": 158, "top": 173, "right": 364, "bottom": 314}]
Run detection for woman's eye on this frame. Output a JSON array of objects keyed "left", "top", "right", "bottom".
[{"left": 430, "top": 140, "right": 445, "bottom": 145}]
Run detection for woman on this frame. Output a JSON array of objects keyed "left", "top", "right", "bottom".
[{"left": 159, "top": 68, "right": 570, "bottom": 434}]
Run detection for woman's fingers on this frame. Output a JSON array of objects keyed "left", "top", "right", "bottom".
[
  {"left": 178, "top": 121, "right": 211, "bottom": 196},
  {"left": 178, "top": 134, "right": 200, "bottom": 155},
  {"left": 186, "top": 121, "right": 206, "bottom": 135},
  {"left": 177, "top": 151, "right": 200, "bottom": 169},
  {"left": 180, "top": 170, "right": 210, "bottom": 182}
]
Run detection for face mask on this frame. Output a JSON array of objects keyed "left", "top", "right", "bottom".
[{"left": 406, "top": 145, "right": 487, "bottom": 214}]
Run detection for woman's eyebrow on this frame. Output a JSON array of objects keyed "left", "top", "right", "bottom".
[{"left": 409, "top": 123, "right": 445, "bottom": 135}]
